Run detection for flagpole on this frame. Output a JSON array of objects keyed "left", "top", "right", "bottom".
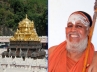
[{"left": 82, "top": 0, "right": 97, "bottom": 72}]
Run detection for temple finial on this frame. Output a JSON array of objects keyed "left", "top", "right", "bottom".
[{"left": 26, "top": 14, "right": 27, "bottom": 19}]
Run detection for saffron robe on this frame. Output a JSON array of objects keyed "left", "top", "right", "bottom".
[{"left": 48, "top": 41, "right": 94, "bottom": 72}]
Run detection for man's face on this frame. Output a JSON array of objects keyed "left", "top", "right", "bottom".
[
  {"left": 66, "top": 20, "right": 89, "bottom": 43},
  {"left": 65, "top": 13, "right": 90, "bottom": 52}
]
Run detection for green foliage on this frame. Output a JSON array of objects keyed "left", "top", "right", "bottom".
[{"left": 0, "top": 0, "right": 48, "bottom": 36}]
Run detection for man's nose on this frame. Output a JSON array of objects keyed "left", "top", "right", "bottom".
[{"left": 71, "top": 26, "right": 76, "bottom": 31}]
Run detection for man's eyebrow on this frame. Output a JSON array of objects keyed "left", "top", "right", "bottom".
[
  {"left": 76, "top": 22, "right": 84, "bottom": 25},
  {"left": 67, "top": 22, "right": 72, "bottom": 24}
]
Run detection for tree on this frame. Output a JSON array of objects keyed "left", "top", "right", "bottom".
[{"left": 0, "top": 0, "right": 48, "bottom": 36}]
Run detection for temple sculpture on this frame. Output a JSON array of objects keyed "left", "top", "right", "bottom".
[{"left": 2, "top": 15, "right": 46, "bottom": 59}]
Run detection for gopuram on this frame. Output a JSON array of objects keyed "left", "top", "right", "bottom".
[{"left": 2, "top": 15, "right": 46, "bottom": 59}]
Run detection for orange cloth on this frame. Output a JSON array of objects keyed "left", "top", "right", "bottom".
[{"left": 48, "top": 41, "right": 94, "bottom": 72}]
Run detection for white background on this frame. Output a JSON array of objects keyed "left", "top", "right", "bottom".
[{"left": 48, "top": 0, "right": 97, "bottom": 51}]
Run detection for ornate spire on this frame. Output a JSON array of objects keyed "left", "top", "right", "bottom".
[
  {"left": 26, "top": 14, "right": 27, "bottom": 19},
  {"left": 10, "top": 15, "right": 40, "bottom": 41}
]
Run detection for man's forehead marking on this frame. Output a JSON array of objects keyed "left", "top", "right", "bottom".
[{"left": 68, "top": 14, "right": 90, "bottom": 27}]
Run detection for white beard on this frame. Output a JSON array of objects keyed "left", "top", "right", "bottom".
[{"left": 66, "top": 37, "right": 88, "bottom": 53}]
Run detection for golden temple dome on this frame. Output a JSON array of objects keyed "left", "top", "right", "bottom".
[
  {"left": 10, "top": 14, "right": 40, "bottom": 41},
  {"left": 19, "top": 14, "right": 34, "bottom": 28}
]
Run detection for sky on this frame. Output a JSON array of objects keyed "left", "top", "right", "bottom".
[{"left": 48, "top": 0, "right": 97, "bottom": 51}]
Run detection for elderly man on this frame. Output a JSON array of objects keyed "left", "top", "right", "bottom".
[{"left": 49, "top": 11, "right": 97, "bottom": 72}]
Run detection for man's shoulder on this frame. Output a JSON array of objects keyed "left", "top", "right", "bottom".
[
  {"left": 88, "top": 51, "right": 97, "bottom": 71},
  {"left": 93, "top": 51, "right": 97, "bottom": 60},
  {"left": 94, "top": 51, "right": 97, "bottom": 56},
  {"left": 93, "top": 51, "right": 97, "bottom": 62},
  {"left": 48, "top": 45, "right": 57, "bottom": 55}
]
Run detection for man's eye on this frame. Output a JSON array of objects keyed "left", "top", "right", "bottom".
[
  {"left": 76, "top": 25, "right": 83, "bottom": 28},
  {"left": 67, "top": 25, "right": 73, "bottom": 27}
]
